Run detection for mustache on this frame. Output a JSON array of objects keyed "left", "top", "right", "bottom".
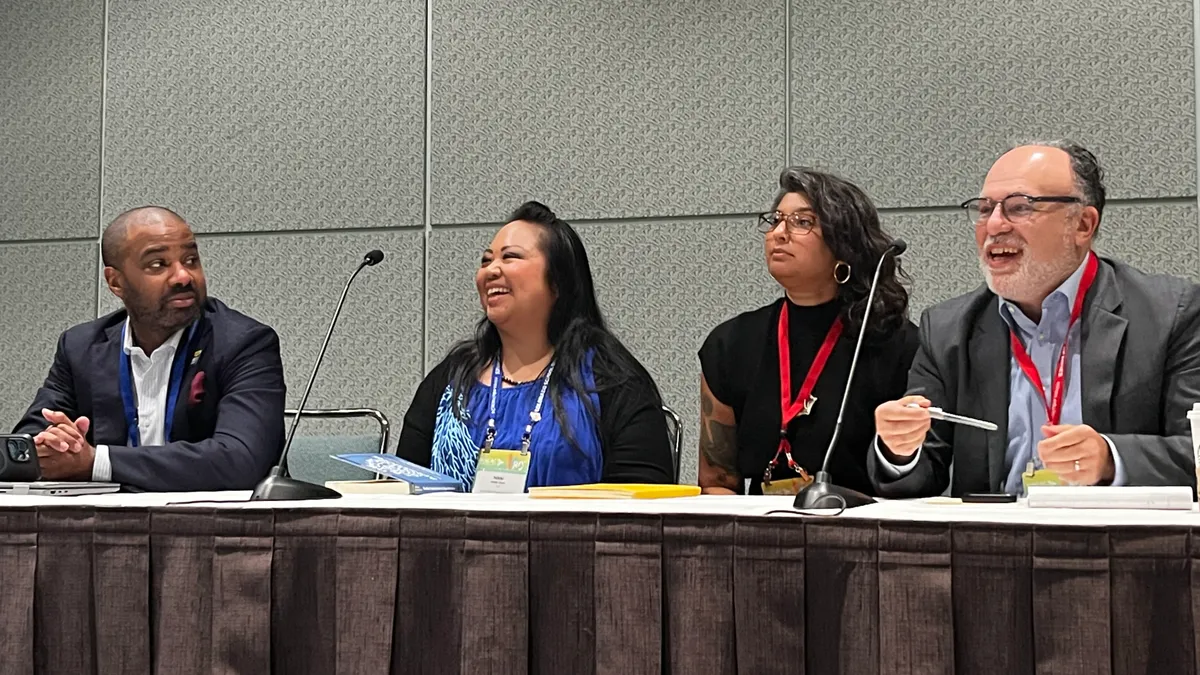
[
  {"left": 162, "top": 286, "right": 198, "bottom": 303},
  {"left": 983, "top": 235, "right": 1026, "bottom": 248}
]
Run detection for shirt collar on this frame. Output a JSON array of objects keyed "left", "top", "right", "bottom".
[
  {"left": 998, "top": 254, "right": 1091, "bottom": 329},
  {"left": 121, "top": 317, "right": 188, "bottom": 357}
]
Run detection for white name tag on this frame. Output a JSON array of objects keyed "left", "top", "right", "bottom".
[{"left": 471, "top": 449, "right": 531, "bottom": 494}]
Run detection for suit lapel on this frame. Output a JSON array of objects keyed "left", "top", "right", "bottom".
[
  {"left": 91, "top": 321, "right": 128, "bottom": 446},
  {"left": 1080, "top": 260, "right": 1125, "bottom": 430},
  {"left": 170, "top": 315, "right": 213, "bottom": 442},
  {"left": 967, "top": 297, "right": 1011, "bottom": 492}
]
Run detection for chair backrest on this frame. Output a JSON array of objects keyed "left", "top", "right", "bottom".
[
  {"left": 661, "top": 405, "right": 683, "bottom": 483},
  {"left": 283, "top": 408, "right": 390, "bottom": 484}
]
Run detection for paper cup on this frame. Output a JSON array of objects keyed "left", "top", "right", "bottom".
[{"left": 1188, "top": 403, "right": 1200, "bottom": 493}]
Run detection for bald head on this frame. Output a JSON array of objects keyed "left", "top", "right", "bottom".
[
  {"left": 984, "top": 146, "right": 1077, "bottom": 203},
  {"left": 990, "top": 142, "right": 1106, "bottom": 219},
  {"left": 102, "top": 206, "right": 189, "bottom": 269}
]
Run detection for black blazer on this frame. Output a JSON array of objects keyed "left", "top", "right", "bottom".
[
  {"left": 12, "top": 298, "right": 286, "bottom": 491},
  {"left": 869, "top": 256, "right": 1200, "bottom": 497}
]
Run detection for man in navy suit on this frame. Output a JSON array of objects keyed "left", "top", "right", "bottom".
[{"left": 12, "top": 206, "right": 286, "bottom": 491}]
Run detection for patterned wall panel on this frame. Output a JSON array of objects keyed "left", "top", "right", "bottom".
[
  {"left": 0, "top": 242, "right": 98, "bottom": 429},
  {"left": 430, "top": 0, "right": 786, "bottom": 223},
  {"left": 882, "top": 210, "right": 984, "bottom": 317},
  {"left": 0, "top": 0, "right": 103, "bottom": 241},
  {"left": 103, "top": 0, "right": 425, "bottom": 233},
  {"left": 1094, "top": 201, "right": 1199, "bottom": 281},
  {"left": 791, "top": 0, "right": 1196, "bottom": 208},
  {"left": 100, "top": 230, "right": 426, "bottom": 435},
  {"left": 425, "top": 227, "right": 490, "bottom": 370},
  {"left": 427, "top": 219, "right": 780, "bottom": 484}
]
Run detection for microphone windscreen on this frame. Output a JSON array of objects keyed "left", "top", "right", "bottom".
[
  {"left": 364, "top": 249, "right": 385, "bottom": 266},
  {"left": 890, "top": 238, "right": 908, "bottom": 256}
]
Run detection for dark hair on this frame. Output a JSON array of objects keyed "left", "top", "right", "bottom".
[
  {"left": 443, "top": 201, "right": 660, "bottom": 442},
  {"left": 102, "top": 205, "right": 188, "bottom": 268},
  {"left": 772, "top": 167, "right": 910, "bottom": 338},
  {"left": 1020, "top": 140, "right": 1106, "bottom": 222}
]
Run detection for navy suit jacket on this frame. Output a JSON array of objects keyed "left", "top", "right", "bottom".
[{"left": 12, "top": 298, "right": 286, "bottom": 491}]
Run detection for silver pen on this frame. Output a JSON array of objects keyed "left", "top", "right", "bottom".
[{"left": 906, "top": 403, "right": 999, "bottom": 431}]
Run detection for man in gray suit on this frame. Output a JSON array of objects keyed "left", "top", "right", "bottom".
[{"left": 871, "top": 142, "right": 1200, "bottom": 497}]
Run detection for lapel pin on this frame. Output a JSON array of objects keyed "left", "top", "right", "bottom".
[{"left": 190, "top": 349, "right": 203, "bottom": 366}]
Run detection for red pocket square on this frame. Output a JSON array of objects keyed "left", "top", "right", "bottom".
[{"left": 188, "top": 372, "right": 206, "bottom": 406}]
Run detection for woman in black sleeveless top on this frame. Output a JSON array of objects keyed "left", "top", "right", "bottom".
[{"left": 698, "top": 168, "right": 919, "bottom": 495}]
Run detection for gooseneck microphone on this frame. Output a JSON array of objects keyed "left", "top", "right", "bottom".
[
  {"left": 793, "top": 238, "right": 907, "bottom": 511},
  {"left": 251, "top": 249, "right": 385, "bottom": 501}
]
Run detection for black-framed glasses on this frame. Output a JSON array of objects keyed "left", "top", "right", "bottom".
[
  {"left": 757, "top": 210, "right": 817, "bottom": 235},
  {"left": 959, "top": 193, "right": 1082, "bottom": 226}
]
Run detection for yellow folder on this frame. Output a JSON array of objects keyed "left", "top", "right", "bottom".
[{"left": 527, "top": 483, "right": 701, "bottom": 499}]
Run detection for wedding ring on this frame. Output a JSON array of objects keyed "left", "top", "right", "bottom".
[{"left": 1073, "top": 460, "right": 1081, "bottom": 472}]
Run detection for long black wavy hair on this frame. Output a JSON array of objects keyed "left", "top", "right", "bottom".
[
  {"left": 772, "top": 167, "right": 911, "bottom": 338},
  {"left": 444, "top": 201, "right": 661, "bottom": 439}
]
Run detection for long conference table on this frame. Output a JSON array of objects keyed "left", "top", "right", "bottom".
[{"left": 1, "top": 491, "right": 1199, "bottom": 675}]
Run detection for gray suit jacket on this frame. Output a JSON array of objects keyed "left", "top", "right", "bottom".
[{"left": 869, "top": 256, "right": 1200, "bottom": 498}]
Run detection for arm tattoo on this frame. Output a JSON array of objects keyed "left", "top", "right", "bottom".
[{"left": 700, "top": 391, "right": 739, "bottom": 480}]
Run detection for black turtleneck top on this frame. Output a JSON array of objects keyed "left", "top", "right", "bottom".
[{"left": 698, "top": 297, "right": 918, "bottom": 495}]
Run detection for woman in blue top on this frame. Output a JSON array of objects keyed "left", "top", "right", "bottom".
[{"left": 397, "top": 201, "right": 674, "bottom": 490}]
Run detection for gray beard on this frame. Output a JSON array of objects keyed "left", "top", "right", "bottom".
[{"left": 980, "top": 237, "right": 1084, "bottom": 310}]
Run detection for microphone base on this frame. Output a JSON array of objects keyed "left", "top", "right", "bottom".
[
  {"left": 249, "top": 474, "right": 341, "bottom": 501},
  {"left": 793, "top": 471, "right": 875, "bottom": 510}
]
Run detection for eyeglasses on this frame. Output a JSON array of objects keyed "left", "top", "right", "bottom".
[
  {"left": 757, "top": 210, "right": 817, "bottom": 235},
  {"left": 959, "top": 193, "right": 1082, "bottom": 226}
]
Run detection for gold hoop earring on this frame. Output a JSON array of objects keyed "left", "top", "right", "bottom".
[{"left": 833, "top": 261, "right": 851, "bottom": 285}]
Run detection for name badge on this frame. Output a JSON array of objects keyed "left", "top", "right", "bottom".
[
  {"left": 761, "top": 475, "right": 813, "bottom": 496},
  {"left": 1022, "top": 467, "right": 1064, "bottom": 493},
  {"left": 472, "top": 449, "right": 531, "bottom": 494}
]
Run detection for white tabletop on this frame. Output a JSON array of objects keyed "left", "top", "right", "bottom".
[{"left": 0, "top": 490, "right": 1198, "bottom": 527}]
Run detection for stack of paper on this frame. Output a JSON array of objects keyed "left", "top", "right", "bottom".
[{"left": 1025, "top": 485, "right": 1194, "bottom": 510}]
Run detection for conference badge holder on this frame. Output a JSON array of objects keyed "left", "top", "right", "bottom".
[
  {"left": 762, "top": 305, "right": 843, "bottom": 498},
  {"left": 473, "top": 444, "right": 533, "bottom": 494},
  {"left": 1015, "top": 253, "right": 1096, "bottom": 496},
  {"left": 1021, "top": 460, "right": 1065, "bottom": 493},
  {"left": 470, "top": 358, "right": 553, "bottom": 495},
  {"left": 761, "top": 472, "right": 814, "bottom": 496}
]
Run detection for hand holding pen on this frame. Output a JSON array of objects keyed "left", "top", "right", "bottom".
[
  {"left": 875, "top": 395, "right": 999, "bottom": 458},
  {"left": 875, "top": 395, "right": 936, "bottom": 458}
]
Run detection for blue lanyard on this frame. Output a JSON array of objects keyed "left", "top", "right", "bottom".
[
  {"left": 483, "top": 355, "right": 555, "bottom": 454},
  {"left": 118, "top": 323, "right": 195, "bottom": 447}
]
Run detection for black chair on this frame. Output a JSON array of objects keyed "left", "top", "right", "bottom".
[{"left": 662, "top": 405, "right": 683, "bottom": 482}]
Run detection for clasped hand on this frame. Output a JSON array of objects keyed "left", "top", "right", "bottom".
[{"left": 33, "top": 409, "right": 95, "bottom": 480}]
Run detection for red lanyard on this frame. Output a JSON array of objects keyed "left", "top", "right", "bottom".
[
  {"left": 765, "top": 304, "right": 843, "bottom": 482},
  {"left": 1008, "top": 252, "right": 1098, "bottom": 426}
]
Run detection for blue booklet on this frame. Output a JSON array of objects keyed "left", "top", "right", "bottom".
[{"left": 330, "top": 454, "right": 463, "bottom": 494}]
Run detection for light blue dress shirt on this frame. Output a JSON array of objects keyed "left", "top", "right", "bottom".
[
  {"left": 998, "top": 256, "right": 1126, "bottom": 493},
  {"left": 877, "top": 255, "right": 1127, "bottom": 494}
]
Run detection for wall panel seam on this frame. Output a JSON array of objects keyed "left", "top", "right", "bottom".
[
  {"left": 783, "top": 0, "right": 791, "bottom": 168},
  {"left": 1194, "top": 0, "right": 1200, "bottom": 276},
  {"left": 0, "top": 237, "right": 107, "bottom": 247},
  {"left": 95, "top": 0, "right": 111, "bottom": 318},
  {"left": 423, "top": 0, "right": 434, "bottom": 374}
]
